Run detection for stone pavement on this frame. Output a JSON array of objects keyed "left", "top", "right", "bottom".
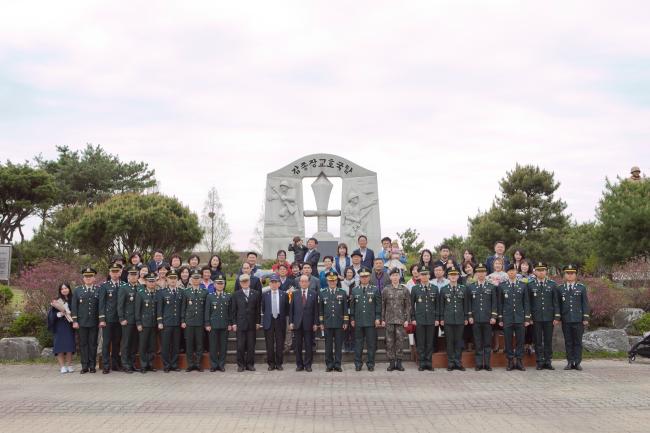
[{"left": 1, "top": 359, "right": 649, "bottom": 433}]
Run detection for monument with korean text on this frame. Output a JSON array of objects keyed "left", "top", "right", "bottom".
[{"left": 263, "top": 154, "right": 381, "bottom": 260}]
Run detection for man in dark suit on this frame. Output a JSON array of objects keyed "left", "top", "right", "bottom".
[
  {"left": 289, "top": 274, "right": 319, "bottom": 372},
  {"left": 231, "top": 274, "right": 262, "bottom": 372},
  {"left": 147, "top": 249, "right": 168, "bottom": 273},
  {"left": 277, "top": 264, "right": 295, "bottom": 292},
  {"left": 302, "top": 237, "right": 321, "bottom": 269},
  {"left": 353, "top": 235, "right": 375, "bottom": 269},
  {"left": 234, "top": 261, "right": 263, "bottom": 293},
  {"left": 262, "top": 274, "right": 290, "bottom": 370}
]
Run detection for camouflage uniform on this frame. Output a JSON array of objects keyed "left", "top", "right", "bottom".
[{"left": 381, "top": 282, "right": 411, "bottom": 369}]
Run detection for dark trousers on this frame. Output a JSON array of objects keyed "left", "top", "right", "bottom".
[
  {"left": 325, "top": 327, "right": 343, "bottom": 368},
  {"left": 354, "top": 326, "right": 377, "bottom": 368},
  {"left": 101, "top": 322, "right": 122, "bottom": 369},
  {"left": 209, "top": 328, "right": 228, "bottom": 369},
  {"left": 416, "top": 324, "right": 434, "bottom": 368},
  {"left": 78, "top": 326, "right": 98, "bottom": 369},
  {"left": 445, "top": 324, "right": 464, "bottom": 366},
  {"left": 120, "top": 324, "right": 137, "bottom": 369},
  {"left": 504, "top": 323, "right": 525, "bottom": 360},
  {"left": 236, "top": 328, "right": 256, "bottom": 368},
  {"left": 562, "top": 322, "right": 584, "bottom": 365},
  {"left": 138, "top": 327, "right": 156, "bottom": 368},
  {"left": 161, "top": 325, "right": 181, "bottom": 369},
  {"left": 472, "top": 322, "right": 493, "bottom": 367},
  {"left": 295, "top": 327, "right": 314, "bottom": 368},
  {"left": 184, "top": 325, "right": 204, "bottom": 368},
  {"left": 264, "top": 318, "right": 285, "bottom": 368},
  {"left": 534, "top": 321, "right": 554, "bottom": 365}
]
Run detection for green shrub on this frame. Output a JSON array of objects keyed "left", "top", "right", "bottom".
[
  {"left": 630, "top": 313, "right": 650, "bottom": 336},
  {"left": 36, "top": 326, "right": 53, "bottom": 347},
  {"left": 0, "top": 285, "right": 13, "bottom": 306},
  {"left": 8, "top": 312, "right": 44, "bottom": 337}
]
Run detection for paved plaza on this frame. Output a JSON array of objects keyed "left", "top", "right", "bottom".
[{"left": 1, "top": 359, "right": 649, "bottom": 433}]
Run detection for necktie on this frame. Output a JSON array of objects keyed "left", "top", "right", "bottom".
[
  {"left": 272, "top": 292, "right": 279, "bottom": 318},
  {"left": 302, "top": 290, "right": 307, "bottom": 306}
]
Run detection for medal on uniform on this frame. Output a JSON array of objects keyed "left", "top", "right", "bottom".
[
  {"left": 473, "top": 294, "right": 476, "bottom": 299},
  {"left": 418, "top": 297, "right": 422, "bottom": 303},
  {"left": 189, "top": 300, "right": 193, "bottom": 305},
  {"left": 562, "top": 296, "right": 566, "bottom": 301},
  {"left": 369, "top": 297, "right": 372, "bottom": 303},
  {"left": 79, "top": 299, "right": 83, "bottom": 304},
  {"left": 533, "top": 292, "right": 537, "bottom": 297},
  {"left": 505, "top": 293, "right": 509, "bottom": 299},
  {"left": 166, "top": 300, "right": 170, "bottom": 304},
  {"left": 129, "top": 296, "right": 133, "bottom": 301},
  {"left": 109, "top": 292, "right": 113, "bottom": 297},
  {"left": 145, "top": 302, "right": 149, "bottom": 307}
]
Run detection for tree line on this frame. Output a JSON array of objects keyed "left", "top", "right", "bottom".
[{"left": 2, "top": 146, "right": 648, "bottom": 276}]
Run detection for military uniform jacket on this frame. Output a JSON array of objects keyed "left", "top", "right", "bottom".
[
  {"left": 156, "top": 287, "right": 183, "bottom": 327},
  {"left": 98, "top": 280, "right": 126, "bottom": 323},
  {"left": 557, "top": 282, "right": 590, "bottom": 323},
  {"left": 467, "top": 281, "right": 498, "bottom": 323},
  {"left": 349, "top": 285, "right": 381, "bottom": 327},
  {"left": 181, "top": 287, "right": 208, "bottom": 326},
  {"left": 71, "top": 285, "right": 99, "bottom": 327},
  {"left": 205, "top": 291, "right": 233, "bottom": 329},
  {"left": 319, "top": 288, "right": 349, "bottom": 328},
  {"left": 440, "top": 284, "right": 468, "bottom": 325},
  {"left": 117, "top": 283, "right": 139, "bottom": 324},
  {"left": 528, "top": 278, "right": 559, "bottom": 322},
  {"left": 135, "top": 289, "right": 157, "bottom": 327},
  {"left": 381, "top": 284, "right": 411, "bottom": 325},
  {"left": 498, "top": 280, "right": 530, "bottom": 325},
  {"left": 410, "top": 283, "right": 439, "bottom": 325}
]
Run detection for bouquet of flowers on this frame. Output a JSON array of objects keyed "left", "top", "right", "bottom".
[{"left": 50, "top": 299, "right": 73, "bottom": 322}]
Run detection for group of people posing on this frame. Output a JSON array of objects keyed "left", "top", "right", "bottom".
[{"left": 47, "top": 236, "right": 590, "bottom": 375}]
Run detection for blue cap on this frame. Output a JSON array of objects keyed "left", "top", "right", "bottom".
[{"left": 269, "top": 273, "right": 281, "bottom": 282}]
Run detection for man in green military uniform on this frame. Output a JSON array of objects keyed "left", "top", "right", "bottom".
[
  {"left": 440, "top": 267, "right": 468, "bottom": 371},
  {"left": 136, "top": 273, "right": 158, "bottom": 373},
  {"left": 118, "top": 266, "right": 140, "bottom": 373},
  {"left": 157, "top": 269, "right": 183, "bottom": 372},
  {"left": 467, "top": 263, "right": 497, "bottom": 371},
  {"left": 528, "top": 261, "right": 559, "bottom": 370},
  {"left": 557, "top": 264, "right": 590, "bottom": 371},
  {"left": 410, "top": 267, "right": 440, "bottom": 371},
  {"left": 381, "top": 268, "right": 410, "bottom": 372},
  {"left": 349, "top": 267, "right": 381, "bottom": 371},
  {"left": 319, "top": 270, "right": 348, "bottom": 372},
  {"left": 71, "top": 267, "right": 100, "bottom": 374},
  {"left": 182, "top": 268, "right": 208, "bottom": 372},
  {"left": 98, "top": 262, "right": 126, "bottom": 373},
  {"left": 498, "top": 264, "right": 531, "bottom": 371},
  {"left": 205, "top": 276, "right": 232, "bottom": 372}
]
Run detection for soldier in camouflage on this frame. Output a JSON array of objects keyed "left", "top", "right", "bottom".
[{"left": 381, "top": 268, "right": 411, "bottom": 372}]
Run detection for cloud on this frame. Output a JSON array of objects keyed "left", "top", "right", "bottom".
[{"left": 1, "top": 1, "right": 649, "bottom": 251}]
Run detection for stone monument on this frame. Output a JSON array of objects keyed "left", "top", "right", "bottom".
[{"left": 263, "top": 154, "right": 380, "bottom": 261}]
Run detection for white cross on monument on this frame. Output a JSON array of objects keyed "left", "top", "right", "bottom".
[{"left": 303, "top": 172, "right": 340, "bottom": 239}]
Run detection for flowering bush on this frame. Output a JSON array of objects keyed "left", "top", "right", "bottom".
[
  {"left": 15, "top": 260, "right": 80, "bottom": 319},
  {"left": 584, "top": 277, "right": 626, "bottom": 328},
  {"left": 629, "top": 287, "right": 650, "bottom": 311}
]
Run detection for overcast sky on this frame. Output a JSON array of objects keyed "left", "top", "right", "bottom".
[{"left": 2, "top": 1, "right": 649, "bottom": 252}]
